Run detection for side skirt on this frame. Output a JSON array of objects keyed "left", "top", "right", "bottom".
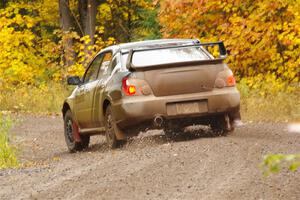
[{"left": 80, "top": 127, "right": 106, "bottom": 136}]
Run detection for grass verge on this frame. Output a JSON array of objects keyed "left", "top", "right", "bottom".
[
  {"left": 238, "top": 79, "right": 300, "bottom": 122},
  {"left": 0, "top": 82, "right": 71, "bottom": 114},
  {"left": 0, "top": 113, "right": 19, "bottom": 169}
]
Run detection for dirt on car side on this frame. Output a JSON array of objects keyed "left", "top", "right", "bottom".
[{"left": 0, "top": 114, "right": 299, "bottom": 200}]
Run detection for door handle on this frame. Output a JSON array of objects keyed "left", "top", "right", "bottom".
[
  {"left": 77, "top": 87, "right": 85, "bottom": 95},
  {"left": 84, "top": 88, "right": 92, "bottom": 93}
]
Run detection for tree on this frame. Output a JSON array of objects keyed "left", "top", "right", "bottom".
[
  {"left": 97, "top": 0, "right": 155, "bottom": 43},
  {"left": 78, "top": 0, "right": 97, "bottom": 43},
  {"left": 0, "top": 1, "right": 61, "bottom": 86},
  {"left": 0, "top": 0, "right": 8, "bottom": 8},
  {"left": 59, "top": 0, "right": 75, "bottom": 67},
  {"left": 159, "top": 0, "right": 300, "bottom": 85},
  {"left": 59, "top": 0, "right": 98, "bottom": 67},
  {"left": 78, "top": 0, "right": 97, "bottom": 64}
]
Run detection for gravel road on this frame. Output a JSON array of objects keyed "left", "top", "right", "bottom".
[{"left": 0, "top": 114, "right": 299, "bottom": 200}]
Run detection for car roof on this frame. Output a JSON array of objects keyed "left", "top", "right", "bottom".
[{"left": 103, "top": 39, "right": 200, "bottom": 54}]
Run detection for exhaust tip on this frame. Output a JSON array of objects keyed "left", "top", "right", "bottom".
[{"left": 154, "top": 116, "right": 164, "bottom": 128}]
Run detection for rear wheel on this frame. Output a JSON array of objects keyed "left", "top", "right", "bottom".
[
  {"left": 164, "top": 121, "right": 183, "bottom": 138},
  {"left": 105, "top": 105, "right": 123, "bottom": 149},
  {"left": 210, "top": 114, "right": 234, "bottom": 135},
  {"left": 64, "top": 110, "right": 90, "bottom": 152}
]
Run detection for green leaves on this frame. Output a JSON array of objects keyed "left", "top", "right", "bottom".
[
  {"left": 0, "top": 113, "right": 19, "bottom": 169},
  {"left": 262, "top": 154, "right": 300, "bottom": 175}
]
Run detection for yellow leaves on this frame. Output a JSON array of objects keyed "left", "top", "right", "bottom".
[
  {"left": 160, "top": 0, "right": 300, "bottom": 85},
  {"left": 80, "top": 35, "right": 92, "bottom": 45},
  {"left": 98, "top": 3, "right": 112, "bottom": 21},
  {"left": 243, "top": 73, "right": 288, "bottom": 96},
  {"left": 0, "top": 3, "right": 52, "bottom": 86},
  {"left": 67, "top": 63, "right": 85, "bottom": 77}
]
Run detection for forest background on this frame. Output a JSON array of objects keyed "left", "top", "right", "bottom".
[{"left": 0, "top": 0, "right": 299, "bottom": 121}]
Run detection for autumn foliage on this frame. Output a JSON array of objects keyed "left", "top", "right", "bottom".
[
  {"left": 0, "top": 1, "right": 60, "bottom": 87},
  {"left": 0, "top": 0, "right": 155, "bottom": 89},
  {"left": 160, "top": 0, "right": 300, "bottom": 90}
]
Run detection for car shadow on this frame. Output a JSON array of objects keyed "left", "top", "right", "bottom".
[
  {"left": 166, "top": 125, "right": 223, "bottom": 142},
  {"left": 58, "top": 126, "right": 223, "bottom": 154},
  {"left": 121, "top": 125, "right": 222, "bottom": 150},
  {"left": 86, "top": 142, "right": 110, "bottom": 153}
]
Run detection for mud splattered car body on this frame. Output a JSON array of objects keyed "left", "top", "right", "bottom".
[{"left": 62, "top": 39, "right": 241, "bottom": 151}]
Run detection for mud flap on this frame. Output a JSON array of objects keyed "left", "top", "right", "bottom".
[
  {"left": 72, "top": 122, "right": 82, "bottom": 142},
  {"left": 114, "top": 123, "right": 126, "bottom": 140},
  {"left": 224, "top": 114, "right": 232, "bottom": 131}
]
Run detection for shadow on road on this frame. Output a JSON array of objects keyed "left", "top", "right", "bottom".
[
  {"left": 86, "top": 126, "right": 222, "bottom": 152},
  {"left": 56, "top": 126, "right": 222, "bottom": 155}
]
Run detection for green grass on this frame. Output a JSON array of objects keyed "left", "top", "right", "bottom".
[{"left": 0, "top": 113, "right": 19, "bottom": 169}]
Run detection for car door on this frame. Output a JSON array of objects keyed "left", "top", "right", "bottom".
[
  {"left": 74, "top": 53, "right": 103, "bottom": 128},
  {"left": 92, "top": 51, "right": 118, "bottom": 127}
]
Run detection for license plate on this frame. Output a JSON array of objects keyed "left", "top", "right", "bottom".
[{"left": 167, "top": 101, "right": 208, "bottom": 116}]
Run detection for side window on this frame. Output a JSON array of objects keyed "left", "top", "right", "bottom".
[
  {"left": 98, "top": 52, "right": 112, "bottom": 77},
  {"left": 83, "top": 54, "right": 103, "bottom": 84}
]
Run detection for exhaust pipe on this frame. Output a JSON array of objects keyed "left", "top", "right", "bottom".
[{"left": 154, "top": 116, "right": 164, "bottom": 128}]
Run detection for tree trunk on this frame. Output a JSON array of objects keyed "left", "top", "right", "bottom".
[
  {"left": 0, "top": 0, "right": 7, "bottom": 8},
  {"left": 59, "top": 0, "right": 75, "bottom": 67},
  {"left": 127, "top": 0, "right": 132, "bottom": 42},
  {"left": 78, "top": 0, "right": 97, "bottom": 66},
  {"left": 85, "top": 0, "right": 97, "bottom": 44},
  {"left": 78, "top": 0, "right": 87, "bottom": 36}
]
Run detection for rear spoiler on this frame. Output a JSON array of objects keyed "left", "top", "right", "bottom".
[{"left": 126, "top": 41, "right": 227, "bottom": 71}]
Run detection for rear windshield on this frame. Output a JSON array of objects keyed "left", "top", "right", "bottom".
[{"left": 122, "top": 47, "right": 211, "bottom": 68}]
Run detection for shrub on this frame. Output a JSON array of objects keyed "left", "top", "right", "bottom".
[{"left": 0, "top": 113, "right": 19, "bottom": 169}]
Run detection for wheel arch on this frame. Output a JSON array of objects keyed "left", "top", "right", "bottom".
[
  {"left": 62, "top": 102, "right": 71, "bottom": 118},
  {"left": 103, "top": 99, "right": 111, "bottom": 117}
]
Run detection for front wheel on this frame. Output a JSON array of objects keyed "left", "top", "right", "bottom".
[
  {"left": 104, "top": 105, "right": 124, "bottom": 149},
  {"left": 64, "top": 110, "right": 90, "bottom": 152}
]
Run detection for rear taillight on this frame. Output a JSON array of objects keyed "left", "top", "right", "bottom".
[
  {"left": 226, "top": 75, "right": 236, "bottom": 87},
  {"left": 122, "top": 77, "right": 136, "bottom": 96},
  {"left": 215, "top": 70, "right": 236, "bottom": 88}
]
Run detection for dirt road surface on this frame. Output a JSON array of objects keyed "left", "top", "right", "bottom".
[{"left": 0, "top": 114, "right": 299, "bottom": 200}]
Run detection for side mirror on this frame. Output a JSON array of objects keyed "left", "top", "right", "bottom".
[{"left": 67, "top": 76, "right": 82, "bottom": 85}]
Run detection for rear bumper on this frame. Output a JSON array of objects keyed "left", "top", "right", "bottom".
[{"left": 112, "top": 87, "right": 240, "bottom": 129}]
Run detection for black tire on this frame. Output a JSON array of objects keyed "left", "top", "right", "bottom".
[
  {"left": 104, "top": 105, "right": 122, "bottom": 149},
  {"left": 64, "top": 110, "right": 90, "bottom": 152},
  {"left": 81, "top": 135, "right": 90, "bottom": 149},
  {"left": 164, "top": 121, "right": 183, "bottom": 138},
  {"left": 210, "top": 114, "right": 234, "bottom": 136}
]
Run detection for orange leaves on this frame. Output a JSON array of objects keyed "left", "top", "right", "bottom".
[{"left": 159, "top": 0, "right": 300, "bottom": 83}]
